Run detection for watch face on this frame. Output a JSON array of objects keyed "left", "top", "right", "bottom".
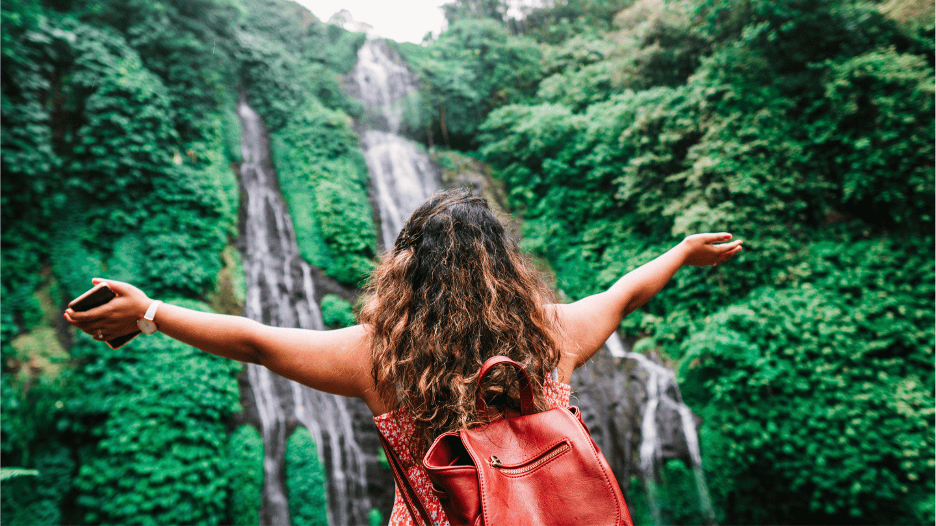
[{"left": 137, "top": 318, "right": 157, "bottom": 335}]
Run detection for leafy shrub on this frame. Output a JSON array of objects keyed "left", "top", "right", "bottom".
[
  {"left": 70, "top": 299, "right": 242, "bottom": 525},
  {"left": 272, "top": 99, "right": 377, "bottom": 287},
  {"left": 315, "top": 179, "right": 378, "bottom": 286},
  {"left": 679, "top": 236, "right": 934, "bottom": 523},
  {"left": 807, "top": 47, "right": 934, "bottom": 229},
  {"left": 285, "top": 428, "right": 329, "bottom": 526},
  {"left": 320, "top": 294, "right": 356, "bottom": 328},
  {"left": 399, "top": 19, "right": 542, "bottom": 148},
  {"left": 227, "top": 425, "right": 264, "bottom": 526}
]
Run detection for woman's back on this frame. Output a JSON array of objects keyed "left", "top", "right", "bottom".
[{"left": 359, "top": 189, "right": 564, "bottom": 454}]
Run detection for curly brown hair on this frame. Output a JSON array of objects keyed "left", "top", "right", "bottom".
[{"left": 359, "top": 188, "right": 561, "bottom": 455}]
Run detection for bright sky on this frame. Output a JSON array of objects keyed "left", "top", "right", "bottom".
[{"left": 295, "top": 0, "right": 449, "bottom": 44}]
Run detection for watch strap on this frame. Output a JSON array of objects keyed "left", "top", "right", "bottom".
[{"left": 144, "top": 300, "right": 162, "bottom": 322}]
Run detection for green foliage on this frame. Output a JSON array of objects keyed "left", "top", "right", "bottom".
[
  {"left": 226, "top": 425, "right": 264, "bottom": 526},
  {"left": 679, "top": 237, "right": 934, "bottom": 523},
  {"left": 609, "top": 0, "right": 708, "bottom": 90},
  {"left": 285, "top": 428, "right": 329, "bottom": 526},
  {"left": 320, "top": 294, "right": 356, "bottom": 328},
  {"left": 237, "top": 26, "right": 314, "bottom": 132},
  {"left": 1, "top": 328, "right": 71, "bottom": 468},
  {"left": 324, "top": 29, "right": 368, "bottom": 75},
  {"left": 517, "top": 0, "right": 635, "bottom": 43},
  {"left": 476, "top": 0, "right": 934, "bottom": 523},
  {"left": 70, "top": 300, "right": 242, "bottom": 525},
  {"left": 536, "top": 35, "right": 614, "bottom": 111},
  {"left": 238, "top": 0, "right": 366, "bottom": 130},
  {"left": 315, "top": 179, "right": 378, "bottom": 285},
  {"left": 806, "top": 47, "right": 934, "bottom": 229},
  {"left": 442, "top": 0, "right": 509, "bottom": 25},
  {"left": 1, "top": 1, "right": 310, "bottom": 525},
  {"left": 399, "top": 19, "right": 541, "bottom": 148},
  {"left": 7, "top": 14, "right": 240, "bottom": 302},
  {"left": 0, "top": 446, "right": 75, "bottom": 526},
  {"left": 1, "top": 4, "right": 65, "bottom": 335},
  {"left": 73, "top": 0, "right": 242, "bottom": 141},
  {"left": 272, "top": 99, "right": 377, "bottom": 286},
  {"left": 627, "top": 461, "right": 715, "bottom": 526}
]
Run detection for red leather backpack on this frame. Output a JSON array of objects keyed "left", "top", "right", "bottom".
[{"left": 379, "top": 356, "right": 635, "bottom": 526}]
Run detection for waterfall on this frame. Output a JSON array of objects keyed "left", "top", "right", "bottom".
[
  {"left": 236, "top": 93, "right": 373, "bottom": 526},
  {"left": 347, "top": 39, "right": 441, "bottom": 248},
  {"left": 605, "top": 332, "right": 717, "bottom": 525}
]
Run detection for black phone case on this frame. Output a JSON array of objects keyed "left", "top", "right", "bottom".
[{"left": 69, "top": 285, "right": 116, "bottom": 312}]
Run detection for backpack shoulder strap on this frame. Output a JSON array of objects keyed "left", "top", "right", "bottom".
[{"left": 378, "top": 431, "right": 435, "bottom": 526}]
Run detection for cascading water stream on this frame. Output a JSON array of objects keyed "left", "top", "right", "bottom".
[
  {"left": 236, "top": 93, "right": 373, "bottom": 526},
  {"left": 346, "top": 39, "right": 441, "bottom": 248},
  {"left": 605, "top": 332, "right": 717, "bottom": 525}
]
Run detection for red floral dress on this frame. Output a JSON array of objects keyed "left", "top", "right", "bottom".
[{"left": 373, "top": 378, "right": 572, "bottom": 526}]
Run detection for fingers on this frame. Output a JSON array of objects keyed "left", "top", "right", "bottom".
[
  {"left": 718, "top": 239, "right": 743, "bottom": 251},
  {"left": 693, "top": 232, "right": 732, "bottom": 244},
  {"left": 94, "top": 278, "right": 134, "bottom": 296},
  {"left": 64, "top": 310, "right": 103, "bottom": 337},
  {"left": 64, "top": 311, "right": 108, "bottom": 340},
  {"left": 64, "top": 304, "right": 110, "bottom": 323},
  {"left": 714, "top": 243, "right": 743, "bottom": 266}
]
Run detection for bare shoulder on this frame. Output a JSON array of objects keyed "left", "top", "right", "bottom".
[
  {"left": 547, "top": 301, "right": 616, "bottom": 382},
  {"left": 334, "top": 325, "right": 390, "bottom": 415},
  {"left": 545, "top": 304, "right": 583, "bottom": 383}
]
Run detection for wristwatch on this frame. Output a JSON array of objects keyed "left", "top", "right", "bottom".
[{"left": 137, "top": 300, "right": 163, "bottom": 335}]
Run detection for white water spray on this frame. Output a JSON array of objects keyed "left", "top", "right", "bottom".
[
  {"left": 605, "top": 332, "right": 717, "bottom": 525},
  {"left": 348, "top": 39, "right": 441, "bottom": 249}
]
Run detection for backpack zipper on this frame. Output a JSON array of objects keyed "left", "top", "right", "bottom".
[{"left": 489, "top": 442, "right": 571, "bottom": 475}]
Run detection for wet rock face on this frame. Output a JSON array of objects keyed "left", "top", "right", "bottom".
[
  {"left": 572, "top": 339, "right": 716, "bottom": 525},
  {"left": 571, "top": 344, "right": 702, "bottom": 483},
  {"left": 570, "top": 345, "right": 641, "bottom": 497}
]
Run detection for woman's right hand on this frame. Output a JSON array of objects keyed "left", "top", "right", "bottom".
[
  {"left": 679, "top": 233, "right": 743, "bottom": 267},
  {"left": 64, "top": 278, "right": 152, "bottom": 342}
]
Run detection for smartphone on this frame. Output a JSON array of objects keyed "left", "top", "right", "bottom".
[{"left": 68, "top": 283, "right": 141, "bottom": 349}]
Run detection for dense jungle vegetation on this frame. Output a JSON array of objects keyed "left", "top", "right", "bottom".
[
  {"left": 1, "top": 0, "right": 360, "bottom": 523},
  {"left": 2, "top": 0, "right": 933, "bottom": 524}
]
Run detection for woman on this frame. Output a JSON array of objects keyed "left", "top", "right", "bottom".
[{"left": 65, "top": 189, "right": 742, "bottom": 525}]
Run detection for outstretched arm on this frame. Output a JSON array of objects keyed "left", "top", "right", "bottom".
[
  {"left": 64, "top": 279, "right": 374, "bottom": 400},
  {"left": 552, "top": 233, "right": 742, "bottom": 378}
]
